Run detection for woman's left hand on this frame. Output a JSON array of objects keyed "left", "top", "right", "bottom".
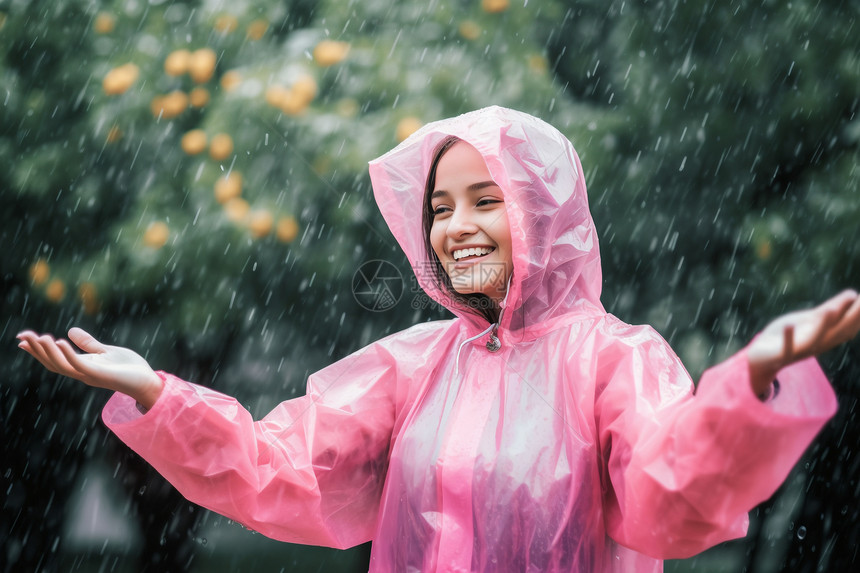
[{"left": 746, "top": 289, "right": 860, "bottom": 397}]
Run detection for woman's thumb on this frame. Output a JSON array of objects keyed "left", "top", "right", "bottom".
[{"left": 68, "top": 327, "right": 106, "bottom": 353}]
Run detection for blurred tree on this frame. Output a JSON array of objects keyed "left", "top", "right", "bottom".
[{"left": 1, "top": 0, "right": 857, "bottom": 571}]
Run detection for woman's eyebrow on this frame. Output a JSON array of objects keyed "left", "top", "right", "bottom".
[
  {"left": 431, "top": 180, "right": 500, "bottom": 199},
  {"left": 467, "top": 180, "right": 500, "bottom": 192}
]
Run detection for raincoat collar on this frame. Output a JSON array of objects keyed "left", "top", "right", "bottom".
[{"left": 369, "top": 106, "right": 605, "bottom": 343}]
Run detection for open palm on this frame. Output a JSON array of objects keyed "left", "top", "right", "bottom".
[
  {"left": 17, "top": 327, "right": 163, "bottom": 408},
  {"left": 747, "top": 290, "right": 860, "bottom": 395}
]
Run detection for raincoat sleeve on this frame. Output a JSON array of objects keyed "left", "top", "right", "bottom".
[
  {"left": 100, "top": 325, "right": 439, "bottom": 549},
  {"left": 594, "top": 320, "right": 838, "bottom": 559}
]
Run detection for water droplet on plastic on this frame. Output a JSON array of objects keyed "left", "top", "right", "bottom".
[{"left": 797, "top": 525, "right": 807, "bottom": 540}]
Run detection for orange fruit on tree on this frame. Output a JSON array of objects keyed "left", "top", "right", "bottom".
[
  {"left": 224, "top": 198, "right": 250, "bottom": 222},
  {"left": 29, "top": 259, "right": 50, "bottom": 286},
  {"left": 481, "top": 0, "right": 510, "bottom": 13},
  {"left": 164, "top": 49, "right": 191, "bottom": 76},
  {"left": 214, "top": 14, "right": 239, "bottom": 34},
  {"left": 292, "top": 75, "right": 318, "bottom": 104},
  {"left": 164, "top": 91, "right": 189, "bottom": 116},
  {"left": 276, "top": 216, "right": 299, "bottom": 243},
  {"left": 150, "top": 96, "right": 165, "bottom": 116},
  {"left": 94, "top": 12, "right": 116, "bottom": 34},
  {"left": 189, "top": 87, "right": 210, "bottom": 107},
  {"left": 313, "top": 40, "right": 350, "bottom": 67},
  {"left": 181, "top": 129, "right": 207, "bottom": 155},
  {"left": 459, "top": 21, "right": 481, "bottom": 40},
  {"left": 103, "top": 63, "right": 139, "bottom": 95},
  {"left": 143, "top": 221, "right": 170, "bottom": 248},
  {"left": 151, "top": 91, "right": 188, "bottom": 119},
  {"left": 249, "top": 209, "right": 274, "bottom": 238},
  {"left": 279, "top": 90, "right": 309, "bottom": 115},
  {"left": 220, "top": 70, "right": 242, "bottom": 91},
  {"left": 214, "top": 172, "right": 243, "bottom": 204},
  {"left": 265, "top": 86, "right": 290, "bottom": 108},
  {"left": 78, "top": 283, "right": 100, "bottom": 315},
  {"left": 209, "top": 133, "right": 234, "bottom": 160},
  {"left": 246, "top": 19, "right": 269, "bottom": 41},
  {"left": 45, "top": 279, "right": 66, "bottom": 303},
  {"left": 189, "top": 48, "right": 217, "bottom": 83}
]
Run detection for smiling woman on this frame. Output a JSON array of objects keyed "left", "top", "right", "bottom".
[
  {"left": 420, "top": 136, "right": 514, "bottom": 326},
  {"left": 427, "top": 140, "right": 513, "bottom": 309}
]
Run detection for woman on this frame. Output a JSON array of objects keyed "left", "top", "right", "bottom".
[{"left": 18, "top": 106, "right": 860, "bottom": 572}]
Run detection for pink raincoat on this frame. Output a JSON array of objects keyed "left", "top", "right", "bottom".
[{"left": 103, "top": 106, "right": 837, "bottom": 572}]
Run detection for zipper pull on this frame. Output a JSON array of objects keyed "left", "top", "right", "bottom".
[{"left": 485, "top": 324, "right": 501, "bottom": 352}]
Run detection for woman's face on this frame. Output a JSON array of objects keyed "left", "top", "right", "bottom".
[{"left": 429, "top": 142, "right": 513, "bottom": 302}]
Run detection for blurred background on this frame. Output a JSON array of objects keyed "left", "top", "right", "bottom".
[{"left": 2, "top": 0, "right": 858, "bottom": 571}]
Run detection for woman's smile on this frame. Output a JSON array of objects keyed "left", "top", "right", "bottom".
[{"left": 451, "top": 246, "right": 495, "bottom": 262}]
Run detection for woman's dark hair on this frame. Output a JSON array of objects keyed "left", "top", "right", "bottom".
[{"left": 422, "top": 136, "right": 500, "bottom": 324}]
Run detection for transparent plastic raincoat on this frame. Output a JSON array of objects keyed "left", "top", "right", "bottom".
[{"left": 103, "top": 106, "right": 837, "bottom": 572}]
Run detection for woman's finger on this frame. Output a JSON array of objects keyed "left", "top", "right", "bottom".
[
  {"left": 38, "top": 335, "right": 81, "bottom": 378},
  {"left": 25, "top": 335, "right": 63, "bottom": 374},
  {"left": 807, "top": 293, "right": 860, "bottom": 353},
  {"left": 818, "top": 290, "right": 858, "bottom": 324},
  {"left": 68, "top": 327, "right": 107, "bottom": 354},
  {"left": 823, "top": 293, "right": 856, "bottom": 325},
  {"left": 56, "top": 339, "right": 100, "bottom": 383},
  {"left": 834, "top": 295, "right": 860, "bottom": 340},
  {"left": 18, "top": 337, "right": 56, "bottom": 372}
]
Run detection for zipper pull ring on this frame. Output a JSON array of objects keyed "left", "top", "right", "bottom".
[{"left": 486, "top": 324, "right": 501, "bottom": 352}]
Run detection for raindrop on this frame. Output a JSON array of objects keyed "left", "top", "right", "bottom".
[
  {"left": 194, "top": 536, "right": 208, "bottom": 546},
  {"left": 138, "top": 486, "right": 146, "bottom": 495},
  {"left": 797, "top": 525, "right": 807, "bottom": 540}
]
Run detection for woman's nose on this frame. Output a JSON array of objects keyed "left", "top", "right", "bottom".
[{"left": 447, "top": 208, "right": 478, "bottom": 237}]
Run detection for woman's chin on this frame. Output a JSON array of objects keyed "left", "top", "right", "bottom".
[{"left": 451, "top": 282, "right": 507, "bottom": 301}]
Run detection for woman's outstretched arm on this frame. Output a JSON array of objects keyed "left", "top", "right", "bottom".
[
  {"left": 746, "top": 289, "right": 860, "bottom": 397},
  {"left": 16, "top": 327, "right": 163, "bottom": 409},
  {"left": 594, "top": 289, "right": 859, "bottom": 558}
]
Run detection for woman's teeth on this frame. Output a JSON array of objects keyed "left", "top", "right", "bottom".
[{"left": 452, "top": 247, "right": 495, "bottom": 261}]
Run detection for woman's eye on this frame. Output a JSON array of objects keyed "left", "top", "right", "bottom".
[
  {"left": 432, "top": 205, "right": 451, "bottom": 216},
  {"left": 477, "top": 198, "right": 502, "bottom": 207}
]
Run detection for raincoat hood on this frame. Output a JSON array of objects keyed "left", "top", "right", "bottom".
[{"left": 369, "top": 106, "right": 605, "bottom": 340}]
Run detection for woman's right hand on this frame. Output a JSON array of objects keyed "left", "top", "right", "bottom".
[{"left": 17, "top": 327, "right": 164, "bottom": 410}]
